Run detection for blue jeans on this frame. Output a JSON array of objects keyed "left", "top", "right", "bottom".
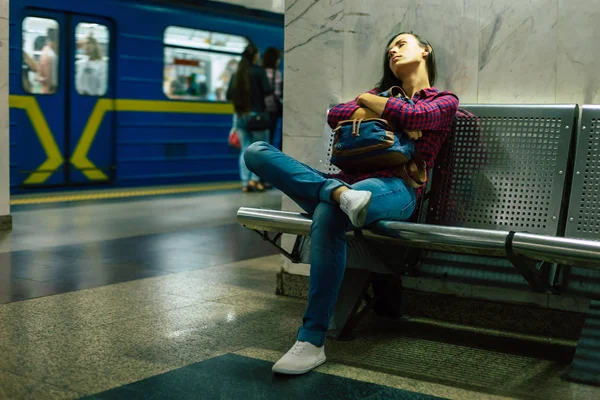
[
  {"left": 244, "top": 142, "right": 417, "bottom": 347},
  {"left": 236, "top": 113, "right": 269, "bottom": 186}
]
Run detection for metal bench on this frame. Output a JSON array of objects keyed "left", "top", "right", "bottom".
[
  {"left": 237, "top": 104, "right": 600, "bottom": 385},
  {"left": 560, "top": 105, "right": 600, "bottom": 385}
]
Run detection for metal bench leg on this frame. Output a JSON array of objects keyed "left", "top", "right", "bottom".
[
  {"left": 327, "top": 269, "right": 373, "bottom": 341},
  {"left": 565, "top": 300, "right": 600, "bottom": 386}
]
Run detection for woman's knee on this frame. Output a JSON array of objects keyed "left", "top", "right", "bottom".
[
  {"left": 312, "top": 202, "right": 348, "bottom": 234},
  {"left": 244, "top": 141, "right": 271, "bottom": 170}
]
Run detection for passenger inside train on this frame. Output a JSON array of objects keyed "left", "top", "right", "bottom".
[{"left": 75, "top": 25, "right": 109, "bottom": 97}]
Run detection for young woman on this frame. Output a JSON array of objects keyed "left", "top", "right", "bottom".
[
  {"left": 227, "top": 43, "right": 273, "bottom": 192},
  {"left": 76, "top": 35, "right": 108, "bottom": 96},
  {"left": 244, "top": 32, "right": 459, "bottom": 374}
]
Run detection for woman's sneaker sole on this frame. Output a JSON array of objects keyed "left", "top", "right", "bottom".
[{"left": 272, "top": 357, "right": 327, "bottom": 375}]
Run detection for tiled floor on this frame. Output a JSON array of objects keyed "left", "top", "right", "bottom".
[{"left": 0, "top": 189, "right": 598, "bottom": 399}]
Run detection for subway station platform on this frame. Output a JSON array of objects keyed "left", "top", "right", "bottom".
[{"left": 0, "top": 188, "right": 597, "bottom": 399}]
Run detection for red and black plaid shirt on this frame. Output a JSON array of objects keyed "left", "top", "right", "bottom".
[{"left": 327, "top": 87, "right": 459, "bottom": 199}]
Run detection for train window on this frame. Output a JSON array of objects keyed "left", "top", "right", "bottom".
[
  {"left": 75, "top": 23, "right": 110, "bottom": 96},
  {"left": 22, "top": 17, "right": 60, "bottom": 94},
  {"left": 163, "top": 26, "right": 248, "bottom": 101}
]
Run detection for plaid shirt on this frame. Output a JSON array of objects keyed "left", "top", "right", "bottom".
[{"left": 327, "top": 87, "right": 459, "bottom": 200}]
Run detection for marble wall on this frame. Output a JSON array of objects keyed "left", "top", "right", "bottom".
[
  {"left": 280, "top": 0, "right": 600, "bottom": 275},
  {"left": 0, "top": 0, "right": 9, "bottom": 217}
]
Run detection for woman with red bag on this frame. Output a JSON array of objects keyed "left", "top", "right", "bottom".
[{"left": 227, "top": 43, "right": 273, "bottom": 192}]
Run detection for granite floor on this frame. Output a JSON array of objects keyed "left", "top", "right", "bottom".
[{"left": 0, "top": 188, "right": 598, "bottom": 399}]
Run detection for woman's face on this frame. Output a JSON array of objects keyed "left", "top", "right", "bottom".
[
  {"left": 85, "top": 40, "right": 94, "bottom": 55},
  {"left": 387, "top": 34, "right": 428, "bottom": 77}
]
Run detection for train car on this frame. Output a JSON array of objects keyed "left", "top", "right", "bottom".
[{"left": 8, "top": 0, "right": 284, "bottom": 194}]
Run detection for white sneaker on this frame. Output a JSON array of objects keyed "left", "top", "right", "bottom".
[
  {"left": 340, "top": 190, "right": 372, "bottom": 228},
  {"left": 272, "top": 340, "right": 326, "bottom": 375}
]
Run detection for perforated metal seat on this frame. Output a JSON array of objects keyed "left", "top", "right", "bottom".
[{"left": 237, "top": 104, "right": 600, "bottom": 386}]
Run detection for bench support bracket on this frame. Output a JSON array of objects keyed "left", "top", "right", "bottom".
[
  {"left": 252, "top": 230, "right": 304, "bottom": 264},
  {"left": 506, "top": 232, "right": 553, "bottom": 293}
]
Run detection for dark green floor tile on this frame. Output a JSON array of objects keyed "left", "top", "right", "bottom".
[{"left": 87, "top": 354, "right": 445, "bottom": 400}]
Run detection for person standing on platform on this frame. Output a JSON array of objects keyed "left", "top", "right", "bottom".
[{"left": 227, "top": 43, "right": 273, "bottom": 193}]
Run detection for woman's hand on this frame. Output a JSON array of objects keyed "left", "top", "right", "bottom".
[
  {"left": 350, "top": 107, "right": 380, "bottom": 120},
  {"left": 406, "top": 129, "right": 423, "bottom": 140},
  {"left": 357, "top": 93, "right": 388, "bottom": 116},
  {"left": 358, "top": 91, "right": 423, "bottom": 140},
  {"left": 357, "top": 93, "right": 375, "bottom": 107}
]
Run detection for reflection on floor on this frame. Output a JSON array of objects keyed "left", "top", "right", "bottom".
[{"left": 0, "top": 189, "right": 598, "bottom": 399}]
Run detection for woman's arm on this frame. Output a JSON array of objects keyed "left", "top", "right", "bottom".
[
  {"left": 358, "top": 91, "right": 459, "bottom": 131},
  {"left": 327, "top": 89, "right": 378, "bottom": 129},
  {"left": 23, "top": 51, "right": 38, "bottom": 72}
]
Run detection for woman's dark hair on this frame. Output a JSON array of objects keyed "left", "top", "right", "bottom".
[
  {"left": 231, "top": 43, "right": 259, "bottom": 113},
  {"left": 376, "top": 32, "right": 436, "bottom": 92},
  {"left": 86, "top": 35, "right": 103, "bottom": 60},
  {"left": 262, "top": 47, "right": 281, "bottom": 69},
  {"left": 46, "top": 28, "right": 58, "bottom": 44}
]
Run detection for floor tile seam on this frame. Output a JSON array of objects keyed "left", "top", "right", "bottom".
[
  {"left": 1, "top": 335, "right": 237, "bottom": 390},
  {"left": 77, "top": 297, "right": 267, "bottom": 333},
  {"left": 0, "top": 308, "right": 293, "bottom": 345},
  {"left": 107, "top": 258, "right": 275, "bottom": 287},
  {"left": 0, "top": 365, "right": 86, "bottom": 396},
  {"left": 0, "top": 255, "right": 279, "bottom": 298},
  {"left": 221, "top": 298, "right": 303, "bottom": 316},
  {"left": 0, "top": 283, "right": 203, "bottom": 319},
  {"left": 0, "top": 221, "right": 246, "bottom": 254}
]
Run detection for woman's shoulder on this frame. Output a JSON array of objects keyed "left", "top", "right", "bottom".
[{"left": 428, "top": 87, "right": 458, "bottom": 98}]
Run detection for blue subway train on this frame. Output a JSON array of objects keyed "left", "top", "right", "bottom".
[{"left": 8, "top": 0, "right": 284, "bottom": 194}]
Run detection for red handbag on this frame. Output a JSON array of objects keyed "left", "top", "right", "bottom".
[{"left": 228, "top": 128, "right": 241, "bottom": 150}]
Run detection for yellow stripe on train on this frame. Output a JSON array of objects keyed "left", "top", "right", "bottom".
[
  {"left": 8, "top": 95, "right": 235, "bottom": 183},
  {"left": 8, "top": 95, "right": 65, "bottom": 184}
]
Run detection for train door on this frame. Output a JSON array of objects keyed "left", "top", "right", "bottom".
[
  {"left": 20, "top": 12, "right": 67, "bottom": 187},
  {"left": 68, "top": 16, "right": 115, "bottom": 183},
  {"left": 19, "top": 12, "right": 114, "bottom": 188}
]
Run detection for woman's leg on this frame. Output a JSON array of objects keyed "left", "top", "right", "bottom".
[
  {"left": 353, "top": 177, "right": 417, "bottom": 224},
  {"left": 273, "top": 177, "right": 417, "bottom": 374},
  {"left": 297, "top": 201, "right": 350, "bottom": 346},
  {"left": 236, "top": 116, "right": 253, "bottom": 189},
  {"left": 300, "top": 177, "right": 416, "bottom": 345},
  {"left": 250, "top": 129, "right": 270, "bottom": 188},
  {"left": 244, "top": 141, "right": 347, "bottom": 215},
  {"left": 247, "top": 129, "right": 270, "bottom": 184}
]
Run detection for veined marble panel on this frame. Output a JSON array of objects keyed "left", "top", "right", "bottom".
[
  {"left": 284, "top": 0, "right": 344, "bottom": 138},
  {"left": 341, "top": 0, "right": 479, "bottom": 103},
  {"left": 556, "top": 0, "right": 600, "bottom": 104},
  {"left": 478, "top": 0, "right": 557, "bottom": 104},
  {"left": 280, "top": 0, "right": 344, "bottom": 273},
  {"left": 281, "top": 135, "right": 329, "bottom": 177}
]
